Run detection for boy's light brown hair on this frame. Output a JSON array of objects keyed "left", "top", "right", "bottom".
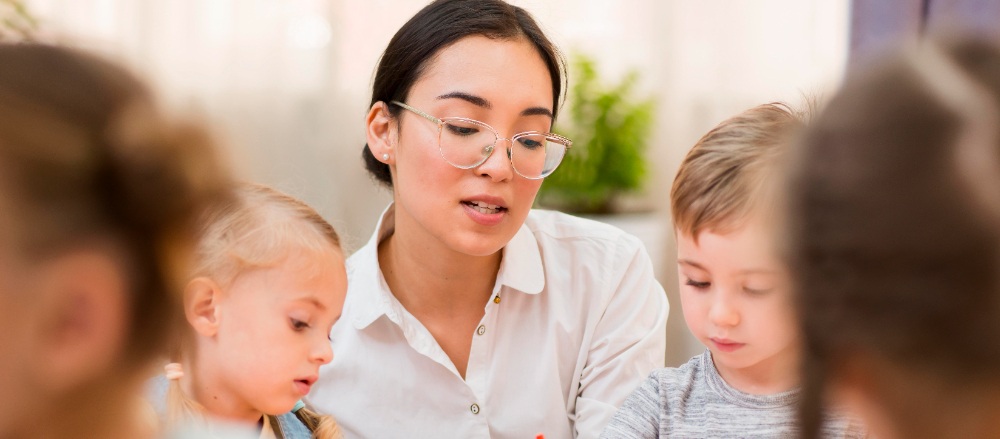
[{"left": 670, "top": 103, "right": 804, "bottom": 239}]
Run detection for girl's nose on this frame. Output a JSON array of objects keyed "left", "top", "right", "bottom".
[{"left": 313, "top": 337, "right": 334, "bottom": 364}]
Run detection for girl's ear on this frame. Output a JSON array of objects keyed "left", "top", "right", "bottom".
[
  {"left": 184, "top": 277, "right": 222, "bottom": 337},
  {"left": 366, "top": 101, "right": 395, "bottom": 164}
]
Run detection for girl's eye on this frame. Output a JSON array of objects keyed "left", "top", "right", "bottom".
[
  {"left": 290, "top": 319, "right": 310, "bottom": 331},
  {"left": 685, "top": 279, "right": 711, "bottom": 290}
]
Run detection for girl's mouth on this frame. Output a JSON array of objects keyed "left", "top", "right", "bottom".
[{"left": 294, "top": 377, "right": 316, "bottom": 395}]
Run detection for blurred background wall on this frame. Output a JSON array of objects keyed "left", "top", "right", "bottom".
[{"left": 21, "top": 0, "right": 849, "bottom": 366}]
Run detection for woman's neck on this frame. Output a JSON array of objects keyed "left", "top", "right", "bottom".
[{"left": 379, "top": 230, "right": 501, "bottom": 318}]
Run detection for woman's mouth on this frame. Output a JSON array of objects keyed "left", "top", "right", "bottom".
[{"left": 462, "top": 200, "right": 506, "bottom": 214}]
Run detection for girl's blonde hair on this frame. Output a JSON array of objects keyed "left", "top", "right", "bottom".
[
  {"left": 167, "top": 183, "right": 342, "bottom": 439},
  {"left": 670, "top": 103, "right": 805, "bottom": 239}
]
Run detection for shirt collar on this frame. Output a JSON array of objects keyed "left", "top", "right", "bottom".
[{"left": 348, "top": 204, "right": 545, "bottom": 330}]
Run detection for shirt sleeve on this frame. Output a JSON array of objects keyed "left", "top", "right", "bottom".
[
  {"left": 599, "top": 373, "right": 662, "bottom": 439},
  {"left": 574, "top": 235, "right": 669, "bottom": 439}
]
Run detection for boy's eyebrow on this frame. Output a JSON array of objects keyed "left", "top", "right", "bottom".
[
  {"left": 677, "top": 259, "right": 707, "bottom": 270},
  {"left": 738, "top": 268, "right": 780, "bottom": 275},
  {"left": 437, "top": 91, "right": 554, "bottom": 119}
]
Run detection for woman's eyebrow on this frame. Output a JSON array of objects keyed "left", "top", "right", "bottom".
[
  {"left": 437, "top": 91, "right": 490, "bottom": 108},
  {"left": 437, "top": 91, "right": 553, "bottom": 118}
]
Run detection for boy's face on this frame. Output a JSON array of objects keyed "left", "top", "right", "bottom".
[{"left": 676, "top": 222, "right": 799, "bottom": 392}]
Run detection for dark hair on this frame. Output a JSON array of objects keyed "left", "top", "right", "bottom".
[
  {"left": 0, "top": 43, "right": 232, "bottom": 370},
  {"left": 362, "top": 0, "right": 566, "bottom": 187},
  {"left": 787, "top": 37, "right": 1000, "bottom": 438}
]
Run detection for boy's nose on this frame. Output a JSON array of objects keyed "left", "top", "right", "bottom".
[{"left": 709, "top": 296, "right": 740, "bottom": 327}]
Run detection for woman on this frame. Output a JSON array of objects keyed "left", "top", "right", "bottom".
[
  {"left": 787, "top": 37, "right": 1000, "bottom": 439},
  {"left": 307, "top": 1, "right": 668, "bottom": 438},
  {"left": 0, "top": 43, "right": 232, "bottom": 437}
]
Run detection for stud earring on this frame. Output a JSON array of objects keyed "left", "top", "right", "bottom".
[{"left": 382, "top": 153, "right": 389, "bottom": 161}]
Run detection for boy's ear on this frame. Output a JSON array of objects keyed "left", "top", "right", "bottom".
[
  {"left": 366, "top": 101, "right": 395, "bottom": 164},
  {"left": 34, "top": 250, "right": 128, "bottom": 392},
  {"left": 184, "top": 277, "right": 222, "bottom": 337}
]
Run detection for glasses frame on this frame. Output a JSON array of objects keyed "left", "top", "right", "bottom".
[{"left": 390, "top": 100, "right": 572, "bottom": 180}]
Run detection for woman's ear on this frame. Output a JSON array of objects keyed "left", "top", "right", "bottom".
[
  {"left": 184, "top": 277, "right": 222, "bottom": 337},
  {"left": 366, "top": 101, "right": 395, "bottom": 164},
  {"left": 33, "top": 250, "right": 128, "bottom": 393}
]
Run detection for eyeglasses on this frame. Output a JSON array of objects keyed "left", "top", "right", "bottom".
[{"left": 390, "top": 101, "right": 572, "bottom": 180}]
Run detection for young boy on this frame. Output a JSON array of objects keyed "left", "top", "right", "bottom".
[{"left": 601, "top": 103, "right": 865, "bottom": 438}]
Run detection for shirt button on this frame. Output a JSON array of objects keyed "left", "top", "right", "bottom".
[
  {"left": 493, "top": 295, "right": 501, "bottom": 304},
  {"left": 470, "top": 403, "right": 480, "bottom": 415},
  {"left": 476, "top": 325, "right": 486, "bottom": 336}
]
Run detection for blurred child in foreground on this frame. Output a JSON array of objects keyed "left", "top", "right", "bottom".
[
  {"left": 0, "top": 43, "right": 231, "bottom": 438},
  {"left": 787, "top": 36, "right": 1000, "bottom": 439}
]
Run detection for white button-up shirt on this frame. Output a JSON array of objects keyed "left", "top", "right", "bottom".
[{"left": 308, "top": 206, "right": 668, "bottom": 439}]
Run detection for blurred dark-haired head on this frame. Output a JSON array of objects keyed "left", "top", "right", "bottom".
[
  {"left": 787, "top": 36, "right": 1000, "bottom": 439},
  {"left": 0, "top": 43, "right": 232, "bottom": 437}
]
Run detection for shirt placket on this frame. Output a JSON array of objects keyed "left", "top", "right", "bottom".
[{"left": 463, "top": 284, "right": 503, "bottom": 434}]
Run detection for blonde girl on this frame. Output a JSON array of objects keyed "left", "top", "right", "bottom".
[{"left": 162, "top": 183, "right": 346, "bottom": 439}]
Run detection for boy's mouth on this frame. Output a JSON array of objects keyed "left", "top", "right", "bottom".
[{"left": 709, "top": 338, "right": 745, "bottom": 353}]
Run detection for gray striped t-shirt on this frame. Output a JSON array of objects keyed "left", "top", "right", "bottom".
[{"left": 600, "top": 351, "right": 865, "bottom": 438}]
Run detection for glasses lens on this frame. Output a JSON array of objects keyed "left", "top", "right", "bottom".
[
  {"left": 439, "top": 119, "right": 496, "bottom": 168},
  {"left": 511, "top": 134, "right": 568, "bottom": 179}
]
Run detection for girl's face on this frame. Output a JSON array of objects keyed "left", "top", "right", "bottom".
[
  {"left": 676, "top": 221, "right": 799, "bottom": 393},
  {"left": 209, "top": 246, "right": 347, "bottom": 416},
  {"left": 385, "top": 35, "right": 554, "bottom": 257}
]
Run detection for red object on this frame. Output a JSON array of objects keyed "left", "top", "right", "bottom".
[{"left": 536, "top": 435, "right": 545, "bottom": 439}]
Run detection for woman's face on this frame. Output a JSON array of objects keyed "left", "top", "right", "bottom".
[{"left": 387, "top": 35, "right": 554, "bottom": 257}]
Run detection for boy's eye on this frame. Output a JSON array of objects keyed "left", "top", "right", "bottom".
[
  {"left": 685, "top": 279, "right": 711, "bottom": 289},
  {"left": 290, "top": 318, "right": 310, "bottom": 331},
  {"left": 744, "top": 287, "right": 773, "bottom": 296}
]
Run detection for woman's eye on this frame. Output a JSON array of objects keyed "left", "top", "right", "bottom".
[
  {"left": 445, "top": 124, "right": 478, "bottom": 136},
  {"left": 517, "top": 137, "right": 544, "bottom": 150},
  {"left": 290, "top": 319, "right": 310, "bottom": 331},
  {"left": 685, "top": 279, "right": 711, "bottom": 290}
]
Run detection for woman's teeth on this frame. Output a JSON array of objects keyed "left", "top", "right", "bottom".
[{"left": 467, "top": 201, "right": 503, "bottom": 214}]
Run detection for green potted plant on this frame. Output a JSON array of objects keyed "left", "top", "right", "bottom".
[{"left": 538, "top": 52, "right": 654, "bottom": 214}]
